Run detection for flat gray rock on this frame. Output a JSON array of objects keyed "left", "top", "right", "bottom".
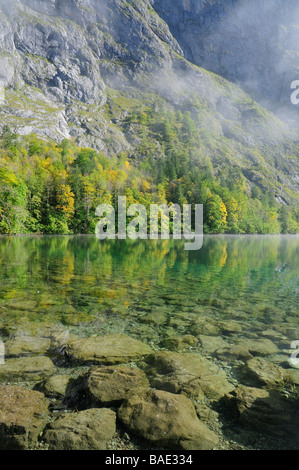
[
  {"left": 0, "top": 356, "right": 54, "bottom": 383},
  {"left": 66, "top": 333, "right": 153, "bottom": 364}
]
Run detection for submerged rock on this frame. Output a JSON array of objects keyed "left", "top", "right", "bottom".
[
  {"left": 145, "top": 351, "right": 234, "bottom": 401},
  {"left": 198, "top": 335, "right": 230, "bottom": 354},
  {"left": 242, "top": 357, "right": 292, "bottom": 389},
  {"left": 216, "top": 345, "right": 253, "bottom": 362},
  {"left": 43, "top": 408, "right": 116, "bottom": 450},
  {"left": 286, "top": 369, "right": 299, "bottom": 385},
  {"left": 161, "top": 334, "right": 199, "bottom": 351},
  {"left": 66, "top": 333, "right": 153, "bottom": 365},
  {"left": 0, "top": 385, "right": 49, "bottom": 450},
  {"left": 216, "top": 320, "right": 243, "bottom": 334},
  {"left": 236, "top": 338, "right": 278, "bottom": 357},
  {"left": 285, "top": 328, "right": 299, "bottom": 341},
  {"left": 5, "top": 336, "right": 51, "bottom": 358},
  {"left": 141, "top": 311, "right": 168, "bottom": 326},
  {"left": 189, "top": 318, "right": 220, "bottom": 337},
  {"left": 0, "top": 356, "right": 54, "bottom": 383},
  {"left": 225, "top": 385, "right": 299, "bottom": 442},
  {"left": 195, "top": 403, "right": 219, "bottom": 424},
  {"left": 71, "top": 365, "right": 150, "bottom": 406},
  {"left": 267, "top": 353, "right": 290, "bottom": 366},
  {"left": 35, "top": 374, "right": 73, "bottom": 399},
  {"left": 2, "top": 324, "right": 72, "bottom": 359},
  {"left": 118, "top": 389, "right": 219, "bottom": 450}
]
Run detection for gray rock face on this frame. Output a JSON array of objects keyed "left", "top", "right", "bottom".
[
  {"left": 0, "top": 0, "right": 183, "bottom": 147},
  {"left": 0, "top": 0, "right": 296, "bottom": 129},
  {"left": 1, "top": 0, "right": 178, "bottom": 92},
  {"left": 0, "top": 0, "right": 180, "bottom": 97},
  {"left": 0, "top": 0, "right": 299, "bottom": 202},
  {"left": 1, "top": 0, "right": 298, "bottom": 118}
]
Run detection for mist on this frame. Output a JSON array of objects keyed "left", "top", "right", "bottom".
[
  {"left": 152, "top": 0, "right": 299, "bottom": 124},
  {"left": 1, "top": 0, "right": 299, "bottom": 149}
]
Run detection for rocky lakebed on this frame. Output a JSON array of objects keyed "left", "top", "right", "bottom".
[{"left": 0, "top": 317, "right": 299, "bottom": 451}]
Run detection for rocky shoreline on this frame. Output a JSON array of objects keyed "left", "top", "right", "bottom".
[{"left": 0, "top": 322, "right": 299, "bottom": 450}]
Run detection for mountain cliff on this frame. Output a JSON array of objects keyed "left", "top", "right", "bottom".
[
  {"left": 0, "top": 0, "right": 299, "bottom": 212},
  {"left": 153, "top": 0, "right": 299, "bottom": 117}
]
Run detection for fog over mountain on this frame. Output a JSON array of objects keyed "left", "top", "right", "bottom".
[
  {"left": 153, "top": 0, "right": 299, "bottom": 117},
  {"left": 0, "top": 0, "right": 299, "bottom": 205}
]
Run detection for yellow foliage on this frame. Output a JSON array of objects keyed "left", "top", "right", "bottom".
[
  {"left": 56, "top": 184, "right": 75, "bottom": 219},
  {"left": 220, "top": 201, "right": 228, "bottom": 224},
  {"left": 142, "top": 179, "right": 151, "bottom": 192},
  {"left": 40, "top": 157, "right": 52, "bottom": 169},
  {"left": 0, "top": 170, "right": 18, "bottom": 185}
]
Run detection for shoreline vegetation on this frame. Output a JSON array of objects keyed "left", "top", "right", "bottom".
[
  {"left": 1, "top": 233, "right": 299, "bottom": 238},
  {"left": 0, "top": 127, "right": 298, "bottom": 237}
]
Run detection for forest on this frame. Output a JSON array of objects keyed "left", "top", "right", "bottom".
[{"left": 0, "top": 103, "right": 298, "bottom": 237}]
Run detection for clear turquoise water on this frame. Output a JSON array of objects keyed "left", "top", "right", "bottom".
[
  {"left": 0, "top": 234, "right": 298, "bottom": 342},
  {"left": 1, "top": 234, "right": 299, "bottom": 450}
]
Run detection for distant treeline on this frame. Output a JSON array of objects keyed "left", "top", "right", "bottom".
[{"left": 0, "top": 124, "right": 298, "bottom": 235}]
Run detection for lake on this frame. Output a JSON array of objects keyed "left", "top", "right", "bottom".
[
  {"left": 0, "top": 234, "right": 299, "bottom": 450},
  {"left": 0, "top": 235, "right": 298, "bottom": 335}
]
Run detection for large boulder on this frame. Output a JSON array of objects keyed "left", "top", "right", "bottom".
[
  {"left": 66, "top": 365, "right": 150, "bottom": 408},
  {"left": 242, "top": 357, "right": 292, "bottom": 389},
  {"left": 225, "top": 385, "right": 299, "bottom": 442},
  {"left": 43, "top": 408, "right": 116, "bottom": 450},
  {"left": 145, "top": 351, "right": 234, "bottom": 400},
  {"left": 84, "top": 365, "right": 149, "bottom": 405},
  {"left": 118, "top": 389, "right": 219, "bottom": 450},
  {"left": 0, "top": 385, "right": 49, "bottom": 449},
  {"left": 65, "top": 334, "right": 153, "bottom": 365}
]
